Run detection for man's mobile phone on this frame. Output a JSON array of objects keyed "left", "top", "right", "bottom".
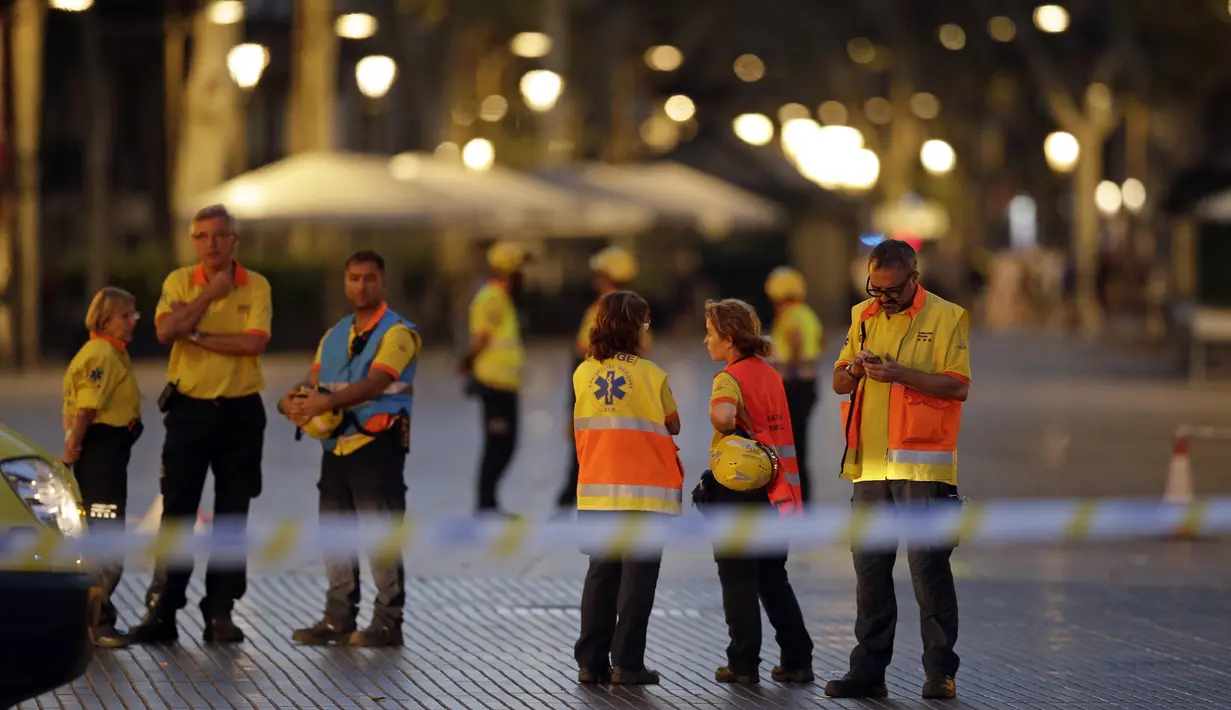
[{"left": 863, "top": 354, "right": 883, "bottom": 365}]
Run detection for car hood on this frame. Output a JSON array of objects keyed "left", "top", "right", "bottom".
[{"left": 0, "top": 424, "right": 83, "bottom": 501}]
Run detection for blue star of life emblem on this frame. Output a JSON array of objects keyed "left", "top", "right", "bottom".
[
  {"left": 88, "top": 367, "right": 104, "bottom": 382},
  {"left": 593, "top": 369, "right": 628, "bottom": 406}
]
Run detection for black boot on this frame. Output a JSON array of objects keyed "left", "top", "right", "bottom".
[
  {"left": 203, "top": 610, "right": 245, "bottom": 644},
  {"left": 715, "top": 666, "right": 760, "bottom": 684},
  {"left": 823, "top": 674, "right": 888, "bottom": 698},
  {"left": 771, "top": 666, "right": 815, "bottom": 683},
  {"left": 348, "top": 624, "right": 403, "bottom": 647},
  {"left": 118, "top": 604, "right": 179, "bottom": 647},
  {"left": 922, "top": 674, "right": 957, "bottom": 699},
  {"left": 291, "top": 619, "right": 356, "bottom": 646}
]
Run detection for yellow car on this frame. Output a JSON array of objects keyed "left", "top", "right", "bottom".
[{"left": 0, "top": 424, "right": 94, "bottom": 708}]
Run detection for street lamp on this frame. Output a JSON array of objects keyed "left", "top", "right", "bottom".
[
  {"left": 1121, "top": 178, "right": 1147, "bottom": 213},
  {"left": 355, "top": 55, "right": 397, "bottom": 99},
  {"left": 1044, "top": 131, "right": 1080, "bottom": 173},
  {"left": 733, "top": 114, "right": 774, "bottom": 146},
  {"left": 336, "top": 13, "right": 378, "bottom": 39},
  {"left": 920, "top": 139, "right": 956, "bottom": 176},
  {"left": 520, "top": 70, "right": 564, "bottom": 112},
  {"left": 510, "top": 32, "right": 552, "bottom": 58},
  {"left": 227, "top": 44, "right": 270, "bottom": 91},
  {"left": 845, "top": 149, "right": 881, "bottom": 191},
  {"left": 1034, "top": 5, "right": 1070, "bottom": 33},
  {"left": 462, "top": 138, "right": 495, "bottom": 171},
  {"left": 645, "top": 45, "right": 683, "bottom": 71},
  {"left": 664, "top": 95, "right": 695, "bottom": 122},
  {"left": 1095, "top": 180, "right": 1122, "bottom": 216},
  {"left": 50, "top": 0, "right": 93, "bottom": 10},
  {"left": 206, "top": 0, "right": 244, "bottom": 25}
]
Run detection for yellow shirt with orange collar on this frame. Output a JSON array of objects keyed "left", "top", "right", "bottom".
[{"left": 62, "top": 334, "right": 142, "bottom": 430}]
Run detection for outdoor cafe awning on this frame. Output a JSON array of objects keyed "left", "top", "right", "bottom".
[{"left": 181, "top": 151, "right": 653, "bottom": 236}]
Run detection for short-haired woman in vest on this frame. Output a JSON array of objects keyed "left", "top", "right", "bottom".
[
  {"left": 572, "top": 291, "right": 682, "bottom": 686},
  {"left": 63, "top": 287, "right": 144, "bottom": 647},
  {"left": 699, "top": 298, "right": 813, "bottom": 684}
]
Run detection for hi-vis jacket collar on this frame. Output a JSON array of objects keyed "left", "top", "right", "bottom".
[
  {"left": 355, "top": 302, "right": 389, "bottom": 333},
  {"left": 89, "top": 332, "right": 127, "bottom": 352},
  {"left": 861, "top": 285, "right": 928, "bottom": 322},
  {"left": 191, "top": 261, "right": 251, "bottom": 287}
]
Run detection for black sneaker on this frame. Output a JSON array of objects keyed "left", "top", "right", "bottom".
[
  {"left": 715, "top": 666, "right": 760, "bottom": 684},
  {"left": 120, "top": 608, "right": 179, "bottom": 646},
  {"left": 922, "top": 674, "right": 957, "bottom": 699},
  {"left": 823, "top": 674, "right": 888, "bottom": 698},
  {"left": 349, "top": 624, "right": 403, "bottom": 647},
  {"left": 577, "top": 667, "right": 612, "bottom": 684},
  {"left": 611, "top": 667, "right": 660, "bottom": 685},
  {"left": 771, "top": 666, "right": 815, "bottom": 683},
  {"left": 202, "top": 612, "right": 245, "bottom": 644},
  {"left": 291, "top": 619, "right": 357, "bottom": 646}
]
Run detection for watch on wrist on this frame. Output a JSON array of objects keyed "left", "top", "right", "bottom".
[
  {"left": 845, "top": 363, "right": 861, "bottom": 379},
  {"left": 190, "top": 331, "right": 201, "bottom": 343}
]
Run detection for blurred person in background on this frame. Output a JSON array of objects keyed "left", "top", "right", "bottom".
[
  {"left": 556, "top": 246, "right": 649, "bottom": 511},
  {"left": 459, "top": 242, "right": 527, "bottom": 516},
  {"left": 827, "top": 239, "right": 969, "bottom": 701},
  {"left": 282, "top": 250, "right": 420, "bottom": 648},
  {"left": 62, "top": 287, "right": 143, "bottom": 648},
  {"left": 572, "top": 291, "right": 681, "bottom": 686},
  {"left": 124, "top": 204, "right": 272, "bottom": 646},
  {"left": 764, "top": 266, "right": 824, "bottom": 506},
  {"left": 695, "top": 299, "right": 811, "bottom": 685}
]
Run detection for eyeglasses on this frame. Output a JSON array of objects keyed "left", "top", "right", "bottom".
[{"left": 866, "top": 274, "right": 916, "bottom": 299}]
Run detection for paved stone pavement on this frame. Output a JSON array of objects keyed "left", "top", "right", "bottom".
[{"left": 6, "top": 331, "right": 1231, "bottom": 708}]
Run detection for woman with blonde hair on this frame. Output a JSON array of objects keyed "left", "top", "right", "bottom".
[
  {"left": 696, "top": 298, "right": 812, "bottom": 684},
  {"left": 62, "top": 286, "right": 143, "bottom": 647},
  {"left": 572, "top": 291, "right": 682, "bottom": 685}
]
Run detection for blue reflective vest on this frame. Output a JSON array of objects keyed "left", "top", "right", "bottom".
[{"left": 316, "top": 308, "right": 417, "bottom": 451}]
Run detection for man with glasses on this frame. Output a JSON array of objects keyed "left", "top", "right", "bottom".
[{"left": 825, "top": 239, "right": 971, "bottom": 701}]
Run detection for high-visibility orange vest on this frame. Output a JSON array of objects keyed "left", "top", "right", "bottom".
[
  {"left": 574, "top": 353, "right": 683, "bottom": 514},
  {"left": 723, "top": 356, "right": 804, "bottom": 516}
]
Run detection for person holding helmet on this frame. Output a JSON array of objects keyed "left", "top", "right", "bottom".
[
  {"left": 572, "top": 291, "right": 681, "bottom": 686},
  {"left": 764, "top": 266, "right": 824, "bottom": 506},
  {"left": 279, "top": 250, "right": 421, "bottom": 647},
  {"left": 694, "top": 298, "right": 812, "bottom": 685},
  {"left": 460, "top": 241, "right": 527, "bottom": 515},
  {"left": 555, "top": 245, "right": 649, "bottom": 510}
]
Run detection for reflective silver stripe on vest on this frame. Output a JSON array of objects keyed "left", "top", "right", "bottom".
[
  {"left": 887, "top": 449, "right": 956, "bottom": 465},
  {"left": 574, "top": 416, "right": 670, "bottom": 437},
  {"left": 783, "top": 473, "right": 801, "bottom": 487},
  {"left": 774, "top": 445, "right": 796, "bottom": 459},
  {"left": 319, "top": 381, "right": 413, "bottom": 396},
  {"left": 577, "top": 484, "right": 682, "bottom": 503}
]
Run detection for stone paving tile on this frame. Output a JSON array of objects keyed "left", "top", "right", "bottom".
[{"left": 17, "top": 571, "right": 1231, "bottom": 710}]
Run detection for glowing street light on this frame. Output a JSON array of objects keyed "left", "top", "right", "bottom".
[
  {"left": 845, "top": 149, "right": 881, "bottom": 191},
  {"left": 1034, "top": 5, "right": 1070, "bottom": 33},
  {"left": 1121, "top": 178, "right": 1147, "bottom": 213},
  {"left": 664, "top": 95, "right": 695, "bottom": 122},
  {"left": 227, "top": 44, "right": 270, "bottom": 91},
  {"left": 50, "top": 0, "right": 93, "bottom": 10},
  {"left": 206, "top": 0, "right": 244, "bottom": 25},
  {"left": 733, "top": 54, "right": 765, "bottom": 82},
  {"left": 1043, "top": 131, "right": 1080, "bottom": 173},
  {"left": 1095, "top": 180, "right": 1122, "bottom": 216},
  {"left": 462, "top": 138, "right": 495, "bottom": 171},
  {"left": 336, "top": 13, "right": 378, "bottom": 39},
  {"left": 920, "top": 139, "right": 956, "bottom": 176},
  {"left": 733, "top": 114, "right": 774, "bottom": 146},
  {"left": 645, "top": 45, "right": 683, "bottom": 71},
  {"left": 355, "top": 55, "right": 397, "bottom": 99},
  {"left": 520, "top": 70, "right": 564, "bottom": 112},
  {"left": 510, "top": 32, "right": 552, "bottom": 58}
]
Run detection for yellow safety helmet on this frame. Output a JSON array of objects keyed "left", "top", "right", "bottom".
[
  {"left": 589, "top": 246, "right": 638, "bottom": 284},
  {"left": 487, "top": 241, "right": 527, "bottom": 274},
  {"left": 764, "top": 266, "right": 806, "bottom": 302},
  {"left": 709, "top": 434, "right": 778, "bottom": 492},
  {"left": 291, "top": 384, "right": 344, "bottom": 440}
]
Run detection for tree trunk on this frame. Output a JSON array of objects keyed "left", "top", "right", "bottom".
[
  {"left": 1073, "top": 125, "right": 1104, "bottom": 335},
  {"left": 83, "top": 8, "right": 112, "bottom": 296},
  {"left": 171, "top": 9, "right": 241, "bottom": 265},
  {"left": 12, "top": 0, "right": 44, "bottom": 368}
]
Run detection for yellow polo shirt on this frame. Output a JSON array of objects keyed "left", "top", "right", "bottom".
[
  {"left": 468, "top": 280, "right": 523, "bottom": 391},
  {"left": 311, "top": 303, "right": 421, "bottom": 455},
  {"left": 771, "top": 302, "right": 823, "bottom": 368},
  {"left": 62, "top": 334, "right": 141, "bottom": 429},
  {"left": 835, "top": 288, "right": 971, "bottom": 482},
  {"left": 156, "top": 262, "right": 272, "bottom": 399},
  {"left": 709, "top": 372, "right": 745, "bottom": 453}
]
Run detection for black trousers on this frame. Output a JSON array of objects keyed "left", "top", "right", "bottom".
[
  {"left": 476, "top": 387, "right": 519, "bottom": 511},
  {"left": 782, "top": 378, "right": 817, "bottom": 505},
  {"left": 556, "top": 360, "right": 584, "bottom": 508},
  {"left": 147, "top": 393, "right": 265, "bottom": 617},
  {"left": 576, "top": 551, "right": 663, "bottom": 672},
  {"left": 319, "top": 430, "right": 408, "bottom": 629},
  {"left": 75, "top": 423, "right": 136, "bottom": 629},
  {"left": 849, "top": 480, "right": 961, "bottom": 679}
]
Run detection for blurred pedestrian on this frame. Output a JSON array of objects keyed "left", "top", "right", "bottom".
[
  {"left": 62, "top": 287, "right": 143, "bottom": 647},
  {"left": 123, "top": 204, "right": 272, "bottom": 646},
  {"left": 826, "top": 239, "right": 970, "bottom": 700},
  {"left": 459, "top": 242, "right": 527, "bottom": 516},
  {"left": 572, "top": 291, "right": 681, "bottom": 686},
  {"left": 556, "top": 246, "right": 649, "bottom": 511},
  {"left": 764, "top": 266, "right": 824, "bottom": 506},
  {"left": 282, "top": 250, "right": 419, "bottom": 647},
  {"left": 695, "top": 299, "right": 812, "bottom": 685}
]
